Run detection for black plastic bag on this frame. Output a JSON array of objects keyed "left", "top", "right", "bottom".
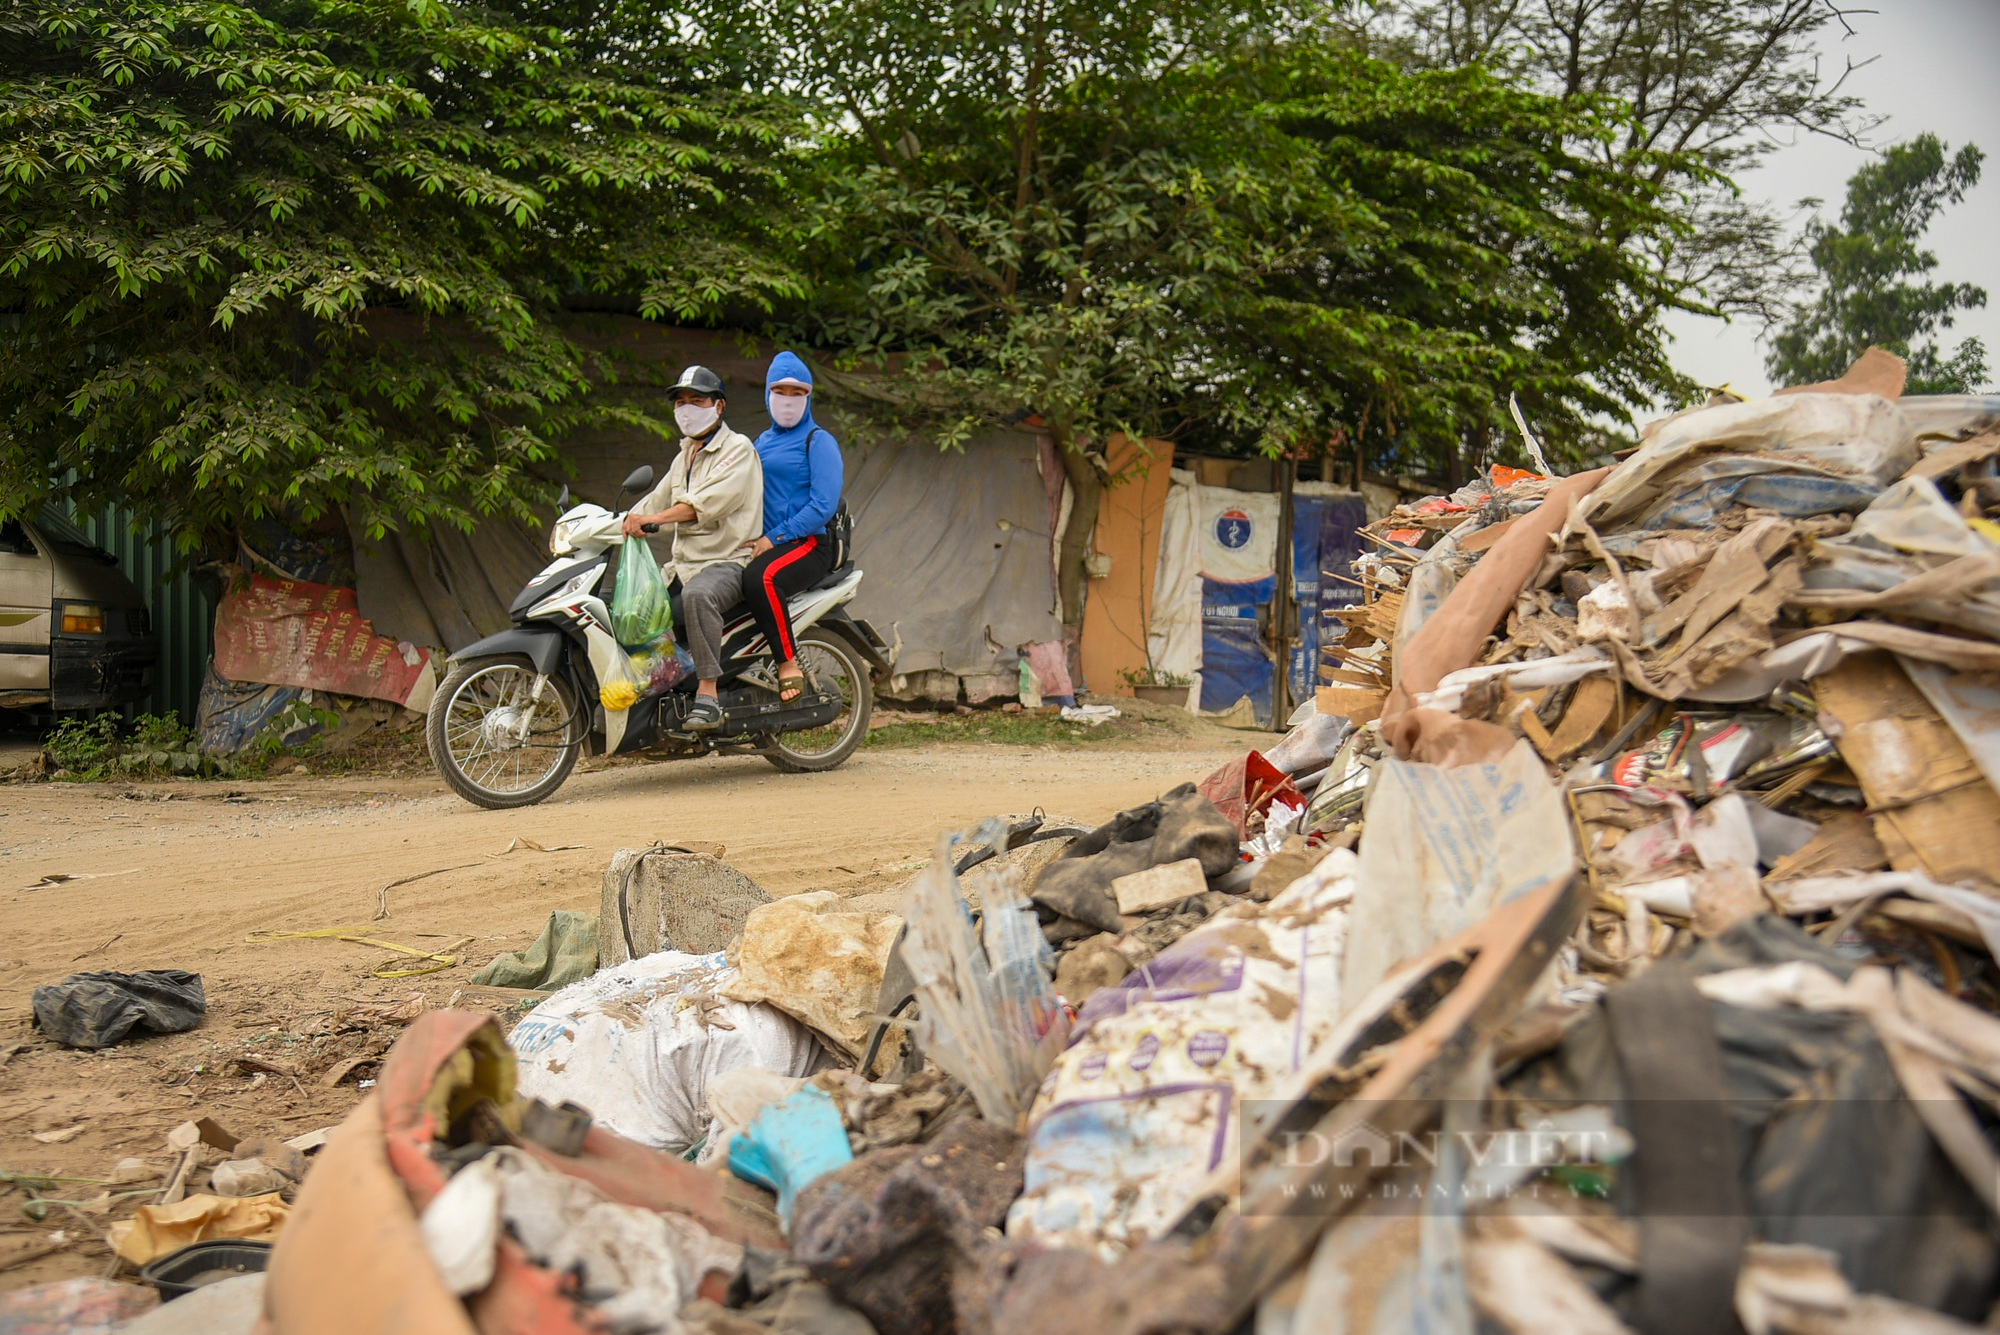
[{"left": 32, "top": 970, "right": 205, "bottom": 1049}]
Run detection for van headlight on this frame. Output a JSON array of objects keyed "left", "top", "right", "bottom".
[{"left": 60, "top": 602, "right": 104, "bottom": 634}]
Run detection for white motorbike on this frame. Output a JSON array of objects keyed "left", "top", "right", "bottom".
[{"left": 426, "top": 467, "right": 887, "bottom": 809}]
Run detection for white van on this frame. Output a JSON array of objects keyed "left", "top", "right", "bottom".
[{"left": 0, "top": 510, "right": 159, "bottom": 711}]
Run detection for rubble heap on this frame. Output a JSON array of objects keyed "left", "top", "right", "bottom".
[{"left": 39, "top": 350, "right": 2000, "bottom": 1335}]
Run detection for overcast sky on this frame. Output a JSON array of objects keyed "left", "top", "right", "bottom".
[{"left": 1662, "top": 0, "right": 2000, "bottom": 397}]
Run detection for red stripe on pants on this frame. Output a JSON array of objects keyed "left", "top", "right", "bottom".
[{"left": 760, "top": 536, "right": 819, "bottom": 661}]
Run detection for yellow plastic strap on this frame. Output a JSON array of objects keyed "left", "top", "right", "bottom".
[{"left": 247, "top": 928, "right": 476, "bottom": 978}]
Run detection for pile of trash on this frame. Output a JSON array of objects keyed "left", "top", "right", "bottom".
[{"left": 44, "top": 348, "right": 2000, "bottom": 1333}]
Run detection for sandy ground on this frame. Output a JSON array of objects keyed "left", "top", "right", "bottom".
[{"left": 0, "top": 730, "right": 1246, "bottom": 1288}]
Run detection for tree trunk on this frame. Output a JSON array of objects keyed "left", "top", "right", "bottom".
[{"left": 1055, "top": 439, "right": 1102, "bottom": 633}]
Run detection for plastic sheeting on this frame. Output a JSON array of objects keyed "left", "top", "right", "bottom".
[
  {"left": 1199, "top": 487, "right": 1280, "bottom": 583},
  {"left": 1195, "top": 483, "right": 1280, "bottom": 722},
  {"left": 1199, "top": 576, "right": 1275, "bottom": 720},
  {"left": 195, "top": 662, "right": 307, "bottom": 756},
  {"left": 350, "top": 416, "right": 1062, "bottom": 688},
  {"left": 1286, "top": 488, "right": 1367, "bottom": 706},
  {"left": 342, "top": 320, "right": 1063, "bottom": 688},
  {"left": 1148, "top": 470, "right": 1203, "bottom": 690},
  {"left": 350, "top": 516, "right": 551, "bottom": 655},
  {"left": 1313, "top": 492, "right": 1368, "bottom": 681},
  {"left": 842, "top": 429, "right": 1065, "bottom": 681}
]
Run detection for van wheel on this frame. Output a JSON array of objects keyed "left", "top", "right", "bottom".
[
  {"left": 764, "top": 629, "right": 873, "bottom": 773},
  {"left": 427, "top": 655, "right": 584, "bottom": 808}
]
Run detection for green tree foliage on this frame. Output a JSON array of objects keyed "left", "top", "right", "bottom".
[
  {"left": 711, "top": 0, "right": 1685, "bottom": 621},
  {"left": 709, "top": 0, "right": 1315, "bottom": 622},
  {"left": 1201, "top": 48, "right": 1687, "bottom": 483},
  {"left": 0, "top": 0, "right": 800, "bottom": 549},
  {"left": 1338, "top": 0, "right": 1870, "bottom": 328},
  {"left": 1767, "top": 134, "right": 1989, "bottom": 394}
]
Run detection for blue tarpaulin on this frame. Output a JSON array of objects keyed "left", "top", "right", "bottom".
[
  {"left": 1199, "top": 575, "right": 1275, "bottom": 720},
  {"left": 1315, "top": 494, "right": 1369, "bottom": 684},
  {"left": 1287, "top": 494, "right": 1331, "bottom": 708}
]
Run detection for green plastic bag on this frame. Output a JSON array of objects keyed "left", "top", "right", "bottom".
[{"left": 610, "top": 534, "right": 674, "bottom": 646}]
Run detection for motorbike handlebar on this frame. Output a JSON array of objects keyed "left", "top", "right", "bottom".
[{"left": 640, "top": 523, "right": 663, "bottom": 534}]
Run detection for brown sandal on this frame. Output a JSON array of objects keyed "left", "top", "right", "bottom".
[{"left": 778, "top": 671, "right": 805, "bottom": 702}]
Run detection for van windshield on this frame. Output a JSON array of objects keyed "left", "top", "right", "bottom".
[{"left": 33, "top": 507, "right": 115, "bottom": 562}]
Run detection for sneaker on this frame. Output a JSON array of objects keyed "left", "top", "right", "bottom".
[{"left": 683, "top": 695, "right": 724, "bottom": 732}]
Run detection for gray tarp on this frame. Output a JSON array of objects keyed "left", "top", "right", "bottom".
[
  {"left": 349, "top": 321, "right": 1063, "bottom": 682},
  {"left": 842, "top": 428, "right": 1062, "bottom": 680},
  {"left": 349, "top": 517, "right": 549, "bottom": 652}
]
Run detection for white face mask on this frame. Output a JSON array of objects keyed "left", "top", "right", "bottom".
[
  {"left": 674, "top": 402, "right": 720, "bottom": 437},
  {"left": 770, "top": 393, "right": 809, "bottom": 429}
]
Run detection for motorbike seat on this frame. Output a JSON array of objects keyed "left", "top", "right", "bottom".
[{"left": 806, "top": 562, "right": 854, "bottom": 594}]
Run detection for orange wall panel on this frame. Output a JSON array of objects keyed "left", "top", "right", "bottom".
[{"left": 1079, "top": 436, "right": 1175, "bottom": 695}]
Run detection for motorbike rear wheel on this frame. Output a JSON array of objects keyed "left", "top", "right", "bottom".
[
  {"left": 427, "top": 654, "right": 585, "bottom": 808},
  {"left": 764, "top": 628, "right": 873, "bottom": 773}
]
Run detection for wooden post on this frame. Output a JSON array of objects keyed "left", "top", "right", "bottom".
[{"left": 1271, "top": 457, "right": 1295, "bottom": 726}]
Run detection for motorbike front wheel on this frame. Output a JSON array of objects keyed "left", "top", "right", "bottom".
[
  {"left": 763, "top": 627, "right": 874, "bottom": 773},
  {"left": 427, "top": 654, "right": 586, "bottom": 808}
]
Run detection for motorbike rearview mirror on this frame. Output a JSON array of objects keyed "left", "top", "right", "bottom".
[
  {"left": 621, "top": 465, "right": 655, "bottom": 495},
  {"left": 556, "top": 484, "right": 570, "bottom": 510}
]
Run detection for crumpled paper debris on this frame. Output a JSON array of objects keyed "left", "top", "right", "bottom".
[{"left": 107, "top": 1191, "right": 288, "bottom": 1264}]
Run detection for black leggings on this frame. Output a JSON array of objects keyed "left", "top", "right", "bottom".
[{"left": 743, "top": 534, "right": 834, "bottom": 665}]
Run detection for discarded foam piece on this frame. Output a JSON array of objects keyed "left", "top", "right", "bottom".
[
  {"left": 1111, "top": 857, "right": 1208, "bottom": 915},
  {"left": 600, "top": 846, "right": 770, "bottom": 963},
  {"left": 721, "top": 892, "right": 902, "bottom": 1056}
]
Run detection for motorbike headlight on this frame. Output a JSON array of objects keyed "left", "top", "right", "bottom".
[{"left": 550, "top": 520, "right": 577, "bottom": 556}]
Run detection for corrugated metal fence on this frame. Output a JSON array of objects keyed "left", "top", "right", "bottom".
[{"left": 75, "top": 505, "right": 213, "bottom": 722}]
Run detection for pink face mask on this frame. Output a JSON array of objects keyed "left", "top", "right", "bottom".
[{"left": 770, "top": 393, "right": 809, "bottom": 429}]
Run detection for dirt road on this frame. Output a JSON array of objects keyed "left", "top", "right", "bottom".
[{"left": 0, "top": 732, "right": 1244, "bottom": 1286}]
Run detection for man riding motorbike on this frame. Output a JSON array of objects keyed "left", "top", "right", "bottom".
[
  {"left": 622, "top": 365, "right": 762, "bottom": 732},
  {"left": 742, "top": 351, "right": 845, "bottom": 703}
]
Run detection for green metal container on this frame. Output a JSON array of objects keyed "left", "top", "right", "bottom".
[{"left": 74, "top": 505, "right": 214, "bottom": 723}]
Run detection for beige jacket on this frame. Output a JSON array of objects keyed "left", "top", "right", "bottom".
[{"left": 636, "top": 423, "right": 764, "bottom": 584}]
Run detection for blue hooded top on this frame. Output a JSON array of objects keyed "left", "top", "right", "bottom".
[{"left": 753, "top": 351, "right": 844, "bottom": 547}]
